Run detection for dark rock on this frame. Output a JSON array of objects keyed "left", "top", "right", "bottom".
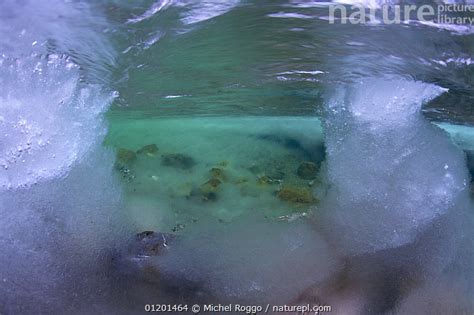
[
  {"left": 161, "top": 153, "right": 195, "bottom": 170},
  {"left": 116, "top": 148, "right": 136, "bottom": 167},
  {"left": 277, "top": 185, "right": 315, "bottom": 204},
  {"left": 199, "top": 178, "right": 222, "bottom": 201},
  {"left": 137, "top": 144, "right": 158, "bottom": 155},
  {"left": 115, "top": 149, "right": 136, "bottom": 180},
  {"left": 204, "top": 178, "right": 222, "bottom": 189},
  {"left": 210, "top": 167, "right": 226, "bottom": 181},
  {"left": 297, "top": 161, "right": 318, "bottom": 180}
]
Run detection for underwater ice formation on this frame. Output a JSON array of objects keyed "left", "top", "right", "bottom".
[
  {"left": 0, "top": 55, "right": 131, "bottom": 313},
  {"left": 154, "top": 216, "right": 340, "bottom": 304},
  {"left": 0, "top": 57, "right": 112, "bottom": 189},
  {"left": 316, "top": 78, "right": 474, "bottom": 313},
  {"left": 0, "top": 2, "right": 131, "bottom": 313},
  {"left": 319, "top": 78, "right": 471, "bottom": 255}
]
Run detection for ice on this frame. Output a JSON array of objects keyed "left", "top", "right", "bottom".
[
  {"left": 154, "top": 216, "right": 340, "bottom": 304},
  {"left": 0, "top": 149, "right": 130, "bottom": 313},
  {"left": 318, "top": 78, "right": 471, "bottom": 255},
  {"left": 0, "top": 56, "right": 112, "bottom": 189},
  {"left": 0, "top": 26, "right": 129, "bottom": 314},
  {"left": 391, "top": 278, "right": 474, "bottom": 314}
]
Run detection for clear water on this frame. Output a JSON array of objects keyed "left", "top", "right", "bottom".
[{"left": 0, "top": 0, "right": 473, "bottom": 314}]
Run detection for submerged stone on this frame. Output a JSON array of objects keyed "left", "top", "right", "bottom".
[
  {"left": 277, "top": 185, "right": 315, "bottom": 204},
  {"left": 297, "top": 161, "right": 318, "bottom": 180},
  {"left": 199, "top": 178, "right": 222, "bottom": 201},
  {"left": 200, "top": 178, "right": 222, "bottom": 193},
  {"left": 210, "top": 167, "right": 226, "bottom": 181},
  {"left": 137, "top": 144, "right": 158, "bottom": 155},
  {"left": 161, "top": 153, "right": 196, "bottom": 170},
  {"left": 116, "top": 148, "right": 136, "bottom": 166}
]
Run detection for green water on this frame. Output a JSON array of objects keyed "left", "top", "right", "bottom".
[
  {"left": 105, "top": 116, "right": 325, "bottom": 233},
  {"left": 103, "top": 1, "right": 474, "bottom": 120},
  {"left": 104, "top": 113, "right": 474, "bottom": 240}
]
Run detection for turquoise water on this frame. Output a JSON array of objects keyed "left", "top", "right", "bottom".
[
  {"left": 0, "top": 1, "right": 473, "bottom": 314},
  {"left": 106, "top": 116, "right": 325, "bottom": 231}
]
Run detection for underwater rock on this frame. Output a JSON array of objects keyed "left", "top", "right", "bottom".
[
  {"left": 297, "top": 161, "right": 318, "bottom": 180},
  {"left": 203, "top": 178, "right": 222, "bottom": 189},
  {"left": 161, "top": 153, "right": 195, "bottom": 170},
  {"left": 136, "top": 144, "right": 158, "bottom": 156},
  {"left": 115, "top": 148, "right": 136, "bottom": 168},
  {"left": 199, "top": 178, "right": 222, "bottom": 201},
  {"left": 209, "top": 167, "right": 226, "bottom": 181},
  {"left": 115, "top": 149, "right": 137, "bottom": 182},
  {"left": 277, "top": 185, "right": 315, "bottom": 204}
]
